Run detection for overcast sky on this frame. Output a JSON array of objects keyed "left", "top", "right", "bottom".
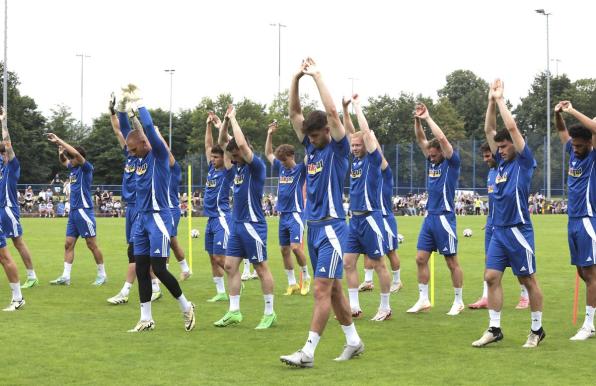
[{"left": 3, "top": 0, "right": 594, "bottom": 125}]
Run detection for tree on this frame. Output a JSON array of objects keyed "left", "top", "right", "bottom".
[{"left": 79, "top": 113, "right": 123, "bottom": 185}]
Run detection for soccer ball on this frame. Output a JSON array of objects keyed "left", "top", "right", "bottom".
[
  {"left": 463, "top": 228, "right": 473, "bottom": 237},
  {"left": 191, "top": 229, "right": 200, "bottom": 238},
  {"left": 397, "top": 234, "right": 405, "bottom": 244}
]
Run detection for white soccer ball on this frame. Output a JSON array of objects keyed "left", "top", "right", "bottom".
[
  {"left": 397, "top": 234, "right": 405, "bottom": 244},
  {"left": 463, "top": 228, "right": 473, "bottom": 237},
  {"left": 191, "top": 229, "right": 200, "bottom": 238}
]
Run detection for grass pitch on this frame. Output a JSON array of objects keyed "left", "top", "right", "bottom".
[{"left": 0, "top": 215, "right": 591, "bottom": 385}]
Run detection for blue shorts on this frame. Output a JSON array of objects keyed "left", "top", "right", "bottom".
[
  {"left": 226, "top": 221, "right": 267, "bottom": 263},
  {"left": 125, "top": 204, "right": 139, "bottom": 244},
  {"left": 279, "top": 212, "right": 304, "bottom": 246},
  {"left": 170, "top": 207, "right": 181, "bottom": 237},
  {"left": 383, "top": 214, "right": 398, "bottom": 251},
  {"left": 133, "top": 210, "right": 173, "bottom": 258},
  {"left": 345, "top": 212, "right": 387, "bottom": 259},
  {"left": 307, "top": 218, "right": 347, "bottom": 279},
  {"left": 205, "top": 215, "right": 231, "bottom": 256},
  {"left": 66, "top": 208, "right": 97, "bottom": 239},
  {"left": 416, "top": 213, "right": 457, "bottom": 256},
  {"left": 0, "top": 206, "right": 22, "bottom": 238},
  {"left": 487, "top": 224, "right": 536, "bottom": 276},
  {"left": 568, "top": 217, "right": 596, "bottom": 267},
  {"left": 484, "top": 222, "right": 494, "bottom": 255}
]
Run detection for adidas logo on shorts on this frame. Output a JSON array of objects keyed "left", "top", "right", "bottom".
[
  {"left": 520, "top": 266, "right": 527, "bottom": 272},
  {"left": 319, "top": 267, "right": 326, "bottom": 273},
  {"left": 154, "top": 249, "right": 161, "bottom": 254}
]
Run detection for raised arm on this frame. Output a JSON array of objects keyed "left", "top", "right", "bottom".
[
  {"left": 154, "top": 125, "right": 176, "bottom": 167},
  {"left": 342, "top": 96, "right": 356, "bottom": 135},
  {"left": 109, "top": 94, "right": 126, "bottom": 149},
  {"left": 561, "top": 101, "right": 596, "bottom": 133},
  {"left": 218, "top": 114, "right": 232, "bottom": 148},
  {"left": 289, "top": 62, "right": 306, "bottom": 143},
  {"left": 415, "top": 103, "right": 453, "bottom": 158},
  {"left": 492, "top": 79, "right": 525, "bottom": 153},
  {"left": 205, "top": 112, "right": 215, "bottom": 161},
  {"left": 0, "top": 107, "right": 15, "bottom": 161},
  {"left": 554, "top": 102, "right": 570, "bottom": 144},
  {"left": 264, "top": 120, "right": 277, "bottom": 165},
  {"left": 484, "top": 91, "right": 498, "bottom": 153},
  {"left": 413, "top": 107, "right": 429, "bottom": 158},
  {"left": 57, "top": 146, "right": 68, "bottom": 167},
  {"left": 352, "top": 94, "right": 377, "bottom": 154},
  {"left": 227, "top": 105, "right": 253, "bottom": 163},
  {"left": 303, "top": 57, "right": 345, "bottom": 142},
  {"left": 47, "top": 133, "right": 85, "bottom": 165}
]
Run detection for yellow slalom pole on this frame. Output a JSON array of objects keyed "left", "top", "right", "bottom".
[
  {"left": 430, "top": 252, "right": 435, "bottom": 306},
  {"left": 187, "top": 164, "right": 193, "bottom": 274}
]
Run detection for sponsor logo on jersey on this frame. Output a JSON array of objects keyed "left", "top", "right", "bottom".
[
  {"left": 136, "top": 163, "right": 148, "bottom": 176},
  {"left": 206, "top": 179, "right": 217, "bottom": 188},
  {"left": 307, "top": 160, "right": 323, "bottom": 175},
  {"left": 234, "top": 174, "right": 244, "bottom": 185},
  {"left": 279, "top": 176, "right": 294, "bottom": 184},
  {"left": 495, "top": 172, "right": 508, "bottom": 184},
  {"left": 568, "top": 167, "right": 583, "bottom": 177},
  {"left": 350, "top": 168, "right": 363, "bottom": 179},
  {"left": 124, "top": 163, "right": 136, "bottom": 173},
  {"left": 69, "top": 173, "right": 77, "bottom": 184},
  {"left": 428, "top": 168, "right": 441, "bottom": 178},
  {"left": 487, "top": 184, "right": 495, "bottom": 193}
]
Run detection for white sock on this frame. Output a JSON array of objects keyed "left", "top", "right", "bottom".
[
  {"left": 229, "top": 295, "right": 240, "bottom": 311},
  {"left": 482, "top": 281, "right": 488, "bottom": 298},
  {"left": 264, "top": 294, "right": 274, "bottom": 315},
  {"left": 166, "top": 263, "right": 170, "bottom": 271},
  {"left": 151, "top": 279, "right": 160, "bottom": 292},
  {"left": 454, "top": 287, "right": 463, "bottom": 304},
  {"left": 176, "top": 293, "right": 191, "bottom": 312},
  {"left": 62, "top": 262, "right": 72, "bottom": 279},
  {"left": 489, "top": 309, "right": 501, "bottom": 328},
  {"left": 121, "top": 281, "right": 133, "bottom": 297},
  {"left": 243, "top": 259, "right": 251, "bottom": 274},
  {"left": 302, "top": 331, "right": 320, "bottom": 357},
  {"left": 584, "top": 306, "right": 595, "bottom": 329},
  {"left": 341, "top": 323, "right": 361, "bottom": 346},
  {"left": 348, "top": 288, "right": 360, "bottom": 310},
  {"left": 392, "top": 269, "right": 401, "bottom": 284},
  {"left": 418, "top": 283, "right": 429, "bottom": 301},
  {"left": 9, "top": 282, "right": 22, "bottom": 301},
  {"left": 364, "top": 269, "right": 374, "bottom": 282},
  {"left": 300, "top": 265, "right": 310, "bottom": 280},
  {"left": 520, "top": 285, "right": 529, "bottom": 298},
  {"left": 140, "top": 301, "right": 152, "bottom": 321},
  {"left": 178, "top": 259, "right": 190, "bottom": 273},
  {"left": 531, "top": 311, "right": 542, "bottom": 331},
  {"left": 97, "top": 263, "right": 106, "bottom": 277},
  {"left": 213, "top": 276, "right": 225, "bottom": 294},
  {"left": 286, "top": 269, "right": 297, "bottom": 286},
  {"left": 26, "top": 269, "right": 37, "bottom": 280},
  {"left": 380, "top": 293, "right": 390, "bottom": 310}
]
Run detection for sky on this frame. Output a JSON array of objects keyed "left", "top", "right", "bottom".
[{"left": 2, "top": 0, "right": 595, "bottom": 125}]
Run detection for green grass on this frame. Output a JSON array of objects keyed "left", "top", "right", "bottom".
[{"left": 0, "top": 215, "right": 589, "bottom": 385}]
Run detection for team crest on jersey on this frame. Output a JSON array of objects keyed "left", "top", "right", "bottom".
[
  {"left": 69, "top": 174, "right": 77, "bottom": 184},
  {"left": 136, "top": 163, "right": 148, "bottom": 176},
  {"left": 428, "top": 168, "right": 441, "bottom": 178},
  {"left": 568, "top": 167, "right": 583, "bottom": 177},
  {"left": 124, "top": 164, "right": 136, "bottom": 173},
  {"left": 206, "top": 179, "right": 217, "bottom": 188},
  {"left": 351, "top": 168, "right": 363, "bottom": 179},
  {"left": 487, "top": 184, "right": 495, "bottom": 193},
  {"left": 279, "top": 176, "right": 294, "bottom": 184},
  {"left": 234, "top": 174, "right": 244, "bottom": 185},
  {"left": 307, "top": 160, "right": 323, "bottom": 175},
  {"left": 495, "top": 172, "right": 508, "bottom": 184}
]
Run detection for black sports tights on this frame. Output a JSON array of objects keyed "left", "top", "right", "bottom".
[{"left": 135, "top": 255, "right": 183, "bottom": 303}]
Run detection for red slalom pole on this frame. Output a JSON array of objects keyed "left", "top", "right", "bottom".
[{"left": 572, "top": 272, "right": 580, "bottom": 326}]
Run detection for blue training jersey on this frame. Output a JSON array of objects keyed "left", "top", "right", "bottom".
[
  {"left": 350, "top": 149, "right": 382, "bottom": 212},
  {"left": 426, "top": 151, "right": 461, "bottom": 214},
  {"left": 0, "top": 157, "right": 20, "bottom": 208},
  {"left": 203, "top": 162, "right": 234, "bottom": 218},
  {"left": 381, "top": 166, "right": 394, "bottom": 217},
  {"left": 486, "top": 166, "right": 497, "bottom": 226},
  {"left": 274, "top": 159, "right": 306, "bottom": 213},
  {"left": 232, "top": 155, "right": 266, "bottom": 223},
  {"left": 168, "top": 162, "right": 181, "bottom": 209},
  {"left": 492, "top": 144, "right": 535, "bottom": 226},
  {"left": 68, "top": 161, "right": 93, "bottom": 210},
  {"left": 303, "top": 136, "right": 349, "bottom": 221},
  {"left": 135, "top": 106, "right": 171, "bottom": 212},
  {"left": 121, "top": 148, "right": 137, "bottom": 205},
  {"left": 566, "top": 140, "right": 596, "bottom": 218}
]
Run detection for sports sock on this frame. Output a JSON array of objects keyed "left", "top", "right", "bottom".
[
  {"left": 97, "top": 263, "right": 106, "bottom": 277},
  {"left": 300, "top": 265, "right": 310, "bottom": 280},
  {"left": 151, "top": 279, "right": 160, "bottom": 292},
  {"left": 364, "top": 269, "right": 373, "bottom": 282},
  {"left": 531, "top": 311, "right": 542, "bottom": 331},
  {"left": 286, "top": 269, "right": 297, "bottom": 286},
  {"left": 341, "top": 323, "right": 361, "bottom": 346},
  {"left": 489, "top": 309, "right": 501, "bottom": 328},
  {"left": 121, "top": 281, "right": 133, "bottom": 297},
  {"left": 264, "top": 294, "right": 274, "bottom": 315},
  {"left": 140, "top": 301, "right": 152, "bottom": 321},
  {"left": 178, "top": 259, "right": 190, "bottom": 273},
  {"left": 242, "top": 259, "right": 251, "bottom": 275},
  {"left": 520, "top": 285, "right": 529, "bottom": 298},
  {"left": 176, "top": 293, "right": 191, "bottom": 312},
  {"left": 392, "top": 269, "right": 401, "bottom": 284},
  {"left": 229, "top": 295, "right": 240, "bottom": 312},
  {"left": 348, "top": 288, "right": 360, "bottom": 310},
  {"left": 9, "top": 282, "right": 22, "bottom": 301},
  {"left": 213, "top": 276, "right": 225, "bottom": 294},
  {"left": 482, "top": 281, "right": 488, "bottom": 298},
  {"left": 454, "top": 287, "right": 463, "bottom": 304},
  {"left": 380, "top": 293, "right": 390, "bottom": 310},
  {"left": 418, "top": 283, "right": 429, "bottom": 301},
  {"left": 584, "top": 306, "right": 595, "bottom": 329},
  {"left": 302, "top": 331, "right": 320, "bottom": 357},
  {"left": 26, "top": 269, "right": 37, "bottom": 280},
  {"left": 62, "top": 262, "right": 72, "bottom": 279}
]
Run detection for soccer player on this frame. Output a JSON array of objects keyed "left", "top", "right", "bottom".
[
  {"left": 554, "top": 100, "right": 596, "bottom": 340},
  {"left": 342, "top": 97, "right": 403, "bottom": 295},
  {"left": 280, "top": 58, "right": 363, "bottom": 368},
  {"left": 213, "top": 104, "right": 276, "bottom": 329},
  {"left": 407, "top": 103, "right": 464, "bottom": 315},
  {"left": 0, "top": 108, "right": 38, "bottom": 288},
  {"left": 342, "top": 94, "right": 392, "bottom": 321},
  {"left": 122, "top": 86, "right": 195, "bottom": 332},
  {"left": 473, "top": 79, "right": 545, "bottom": 348},
  {"left": 203, "top": 111, "right": 233, "bottom": 302},
  {"left": 47, "top": 134, "right": 107, "bottom": 286},
  {"left": 264, "top": 120, "right": 311, "bottom": 296}
]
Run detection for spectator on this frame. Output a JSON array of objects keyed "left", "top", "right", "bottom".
[
  {"left": 39, "top": 201, "right": 47, "bottom": 217},
  {"left": 63, "top": 179, "right": 71, "bottom": 201},
  {"left": 56, "top": 201, "right": 66, "bottom": 217},
  {"left": 94, "top": 187, "right": 102, "bottom": 206},
  {"left": 51, "top": 173, "right": 62, "bottom": 195},
  {"left": 45, "top": 188, "right": 53, "bottom": 202},
  {"left": 46, "top": 200, "right": 55, "bottom": 218},
  {"left": 24, "top": 186, "right": 34, "bottom": 213}
]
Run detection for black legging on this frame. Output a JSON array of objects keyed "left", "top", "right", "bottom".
[{"left": 135, "top": 255, "right": 183, "bottom": 303}]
